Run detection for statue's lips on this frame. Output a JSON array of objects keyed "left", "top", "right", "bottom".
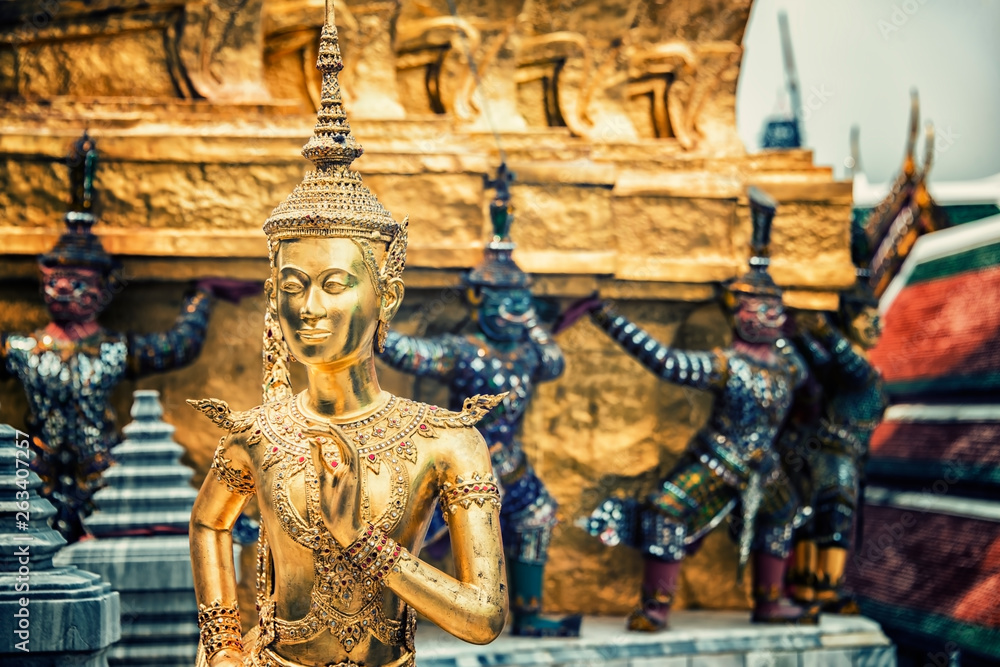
[{"left": 297, "top": 329, "right": 332, "bottom": 342}]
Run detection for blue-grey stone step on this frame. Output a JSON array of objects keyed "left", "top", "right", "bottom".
[{"left": 414, "top": 612, "right": 895, "bottom": 667}]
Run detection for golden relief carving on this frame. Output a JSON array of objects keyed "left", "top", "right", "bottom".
[{"left": 1, "top": 0, "right": 268, "bottom": 100}]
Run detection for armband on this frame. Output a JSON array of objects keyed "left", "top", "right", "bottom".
[{"left": 439, "top": 472, "right": 502, "bottom": 515}]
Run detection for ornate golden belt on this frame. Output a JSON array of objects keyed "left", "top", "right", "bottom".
[{"left": 252, "top": 645, "right": 414, "bottom": 667}]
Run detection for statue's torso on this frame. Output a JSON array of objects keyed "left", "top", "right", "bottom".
[
  {"left": 698, "top": 351, "right": 798, "bottom": 483},
  {"left": 449, "top": 335, "right": 539, "bottom": 436},
  {"left": 4, "top": 331, "right": 127, "bottom": 465},
  {"left": 237, "top": 394, "right": 477, "bottom": 665},
  {"left": 448, "top": 336, "right": 541, "bottom": 478}
]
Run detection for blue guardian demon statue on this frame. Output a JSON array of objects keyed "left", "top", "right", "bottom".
[{"left": 379, "top": 164, "right": 581, "bottom": 637}]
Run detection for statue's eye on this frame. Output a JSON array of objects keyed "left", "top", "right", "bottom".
[
  {"left": 323, "top": 279, "right": 348, "bottom": 293},
  {"left": 280, "top": 279, "right": 304, "bottom": 294}
]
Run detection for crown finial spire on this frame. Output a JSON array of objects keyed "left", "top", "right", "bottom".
[{"left": 300, "top": 0, "right": 363, "bottom": 169}]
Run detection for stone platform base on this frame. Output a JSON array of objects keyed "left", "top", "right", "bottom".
[{"left": 415, "top": 612, "right": 895, "bottom": 667}]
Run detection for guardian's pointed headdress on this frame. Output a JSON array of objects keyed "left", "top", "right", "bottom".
[
  {"left": 727, "top": 186, "right": 783, "bottom": 300},
  {"left": 40, "top": 132, "right": 115, "bottom": 275},
  {"left": 465, "top": 163, "right": 530, "bottom": 289},
  {"left": 262, "top": 0, "right": 407, "bottom": 401}
]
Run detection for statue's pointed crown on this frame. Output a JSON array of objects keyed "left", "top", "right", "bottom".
[
  {"left": 40, "top": 131, "right": 116, "bottom": 274},
  {"left": 727, "top": 186, "right": 782, "bottom": 299},
  {"left": 263, "top": 0, "right": 405, "bottom": 272},
  {"left": 466, "top": 163, "right": 531, "bottom": 289}
]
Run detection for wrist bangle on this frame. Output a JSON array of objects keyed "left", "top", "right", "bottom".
[
  {"left": 345, "top": 523, "right": 404, "bottom": 581},
  {"left": 198, "top": 600, "right": 243, "bottom": 661}
]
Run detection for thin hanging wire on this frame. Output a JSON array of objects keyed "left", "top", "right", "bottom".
[{"left": 444, "top": 0, "right": 509, "bottom": 166}]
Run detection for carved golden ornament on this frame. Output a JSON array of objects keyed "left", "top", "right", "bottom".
[
  {"left": 197, "top": 600, "right": 243, "bottom": 661},
  {"left": 210, "top": 441, "right": 257, "bottom": 496},
  {"left": 188, "top": 398, "right": 262, "bottom": 444},
  {"left": 439, "top": 472, "right": 502, "bottom": 516}
]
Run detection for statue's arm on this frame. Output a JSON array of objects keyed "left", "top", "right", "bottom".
[
  {"left": 793, "top": 331, "right": 833, "bottom": 371},
  {"left": 379, "top": 330, "right": 461, "bottom": 381},
  {"left": 527, "top": 321, "right": 565, "bottom": 381},
  {"left": 189, "top": 433, "right": 254, "bottom": 664},
  {"left": 127, "top": 287, "right": 213, "bottom": 377},
  {"left": 590, "top": 304, "right": 728, "bottom": 391},
  {"left": 812, "top": 322, "right": 875, "bottom": 385},
  {"left": 384, "top": 428, "right": 507, "bottom": 644}
]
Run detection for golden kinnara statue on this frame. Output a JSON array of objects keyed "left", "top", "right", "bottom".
[{"left": 187, "top": 2, "right": 508, "bottom": 664}]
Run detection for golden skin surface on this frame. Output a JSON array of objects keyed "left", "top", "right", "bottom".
[{"left": 190, "top": 238, "right": 507, "bottom": 667}]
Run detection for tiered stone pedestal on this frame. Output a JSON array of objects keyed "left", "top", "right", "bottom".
[
  {"left": 0, "top": 424, "right": 120, "bottom": 666},
  {"left": 54, "top": 391, "right": 202, "bottom": 666},
  {"left": 415, "top": 613, "right": 895, "bottom": 667}
]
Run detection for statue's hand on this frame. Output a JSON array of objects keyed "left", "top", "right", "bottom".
[
  {"left": 196, "top": 278, "right": 263, "bottom": 304},
  {"left": 796, "top": 310, "right": 830, "bottom": 335},
  {"left": 209, "top": 649, "right": 243, "bottom": 667},
  {"left": 309, "top": 425, "right": 365, "bottom": 547},
  {"left": 552, "top": 292, "right": 604, "bottom": 335}
]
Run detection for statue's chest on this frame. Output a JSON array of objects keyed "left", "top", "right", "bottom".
[
  {"left": 453, "top": 343, "right": 536, "bottom": 419},
  {"left": 719, "top": 358, "right": 793, "bottom": 437},
  {"left": 7, "top": 336, "right": 127, "bottom": 414},
  {"left": 252, "top": 396, "right": 433, "bottom": 540}
]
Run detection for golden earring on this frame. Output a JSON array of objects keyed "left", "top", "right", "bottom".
[{"left": 375, "top": 319, "right": 388, "bottom": 353}]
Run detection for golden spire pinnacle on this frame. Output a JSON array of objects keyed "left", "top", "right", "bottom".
[{"left": 301, "top": 0, "right": 363, "bottom": 170}]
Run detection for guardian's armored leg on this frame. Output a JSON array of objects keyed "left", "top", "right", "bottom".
[{"left": 501, "top": 452, "right": 582, "bottom": 637}]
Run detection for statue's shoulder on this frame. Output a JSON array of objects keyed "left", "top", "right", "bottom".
[
  {"left": 187, "top": 397, "right": 264, "bottom": 447},
  {"left": 411, "top": 393, "right": 506, "bottom": 437}
]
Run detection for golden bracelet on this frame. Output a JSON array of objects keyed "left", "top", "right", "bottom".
[
  {"left": 198, "top": 600, "right": 243, "bottom": 661},
  {"left": 344, "top": 523, "right": 404, "bottom": 581}
]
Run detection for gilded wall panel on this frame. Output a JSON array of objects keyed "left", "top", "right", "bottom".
[{"left": 511, "top": 182, "right": 614, "bottom": 252}]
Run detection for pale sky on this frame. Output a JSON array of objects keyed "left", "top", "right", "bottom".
[{"left": 737, "top": 0, "right": 1000, "bottom": 184}]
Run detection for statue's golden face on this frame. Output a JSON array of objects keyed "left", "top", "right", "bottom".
[{"left": 273, "top": 238, "right": 381, "bottom": 367}]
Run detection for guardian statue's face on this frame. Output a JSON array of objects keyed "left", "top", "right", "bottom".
[
  {"left": 274, "top": 238, "right": 381, "bottom": 367},
  {"left": 40, "top": 265, "right": 105, "bottom": 325},
  {"left": 732, "top": 294, "right": 786, "bottom": 344},
  {"left": 471, "top": 286, "right": 536, "bottom": 342},
  {"left": 848, "top": 304, "right": 882, "bottom": 350}
]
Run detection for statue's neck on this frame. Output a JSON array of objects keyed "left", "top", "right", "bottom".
[
  {"left": 43, "top": 320, "right": 100, "bottom": 342},
  {"left": 302, "top": 354, "right": 388, "bottom": 422},
  {"left": 733, "top": 337, "right": 777, "bottom": 365}
]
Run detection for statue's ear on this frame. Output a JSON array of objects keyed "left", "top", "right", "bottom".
[
  {"left": 381, "top": 277, "right": 404, "bottom": 324},
  {"left": 265, "top": 277, "right": 277, "bottom": 313}
]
